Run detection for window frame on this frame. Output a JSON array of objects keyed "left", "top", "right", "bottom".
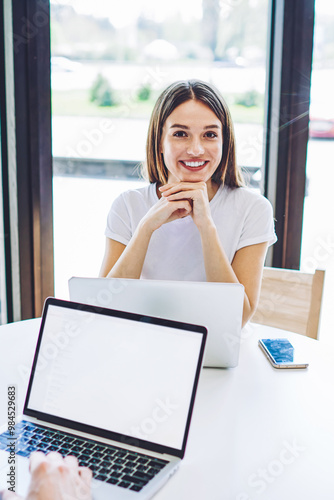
[{"left": 1, "top": 0, "right": 54, "bottom": 321}]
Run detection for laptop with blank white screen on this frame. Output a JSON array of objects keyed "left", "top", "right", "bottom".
[
  {"left": 69, "top": 277, "right": 244, "bottom": 368},
  {"left": 0, "top": 297, "right": 206, "bottom": 499}
]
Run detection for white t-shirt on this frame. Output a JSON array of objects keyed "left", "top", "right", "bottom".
[{"left": 105, "top": 183, "right": 277, "bottom": 281}]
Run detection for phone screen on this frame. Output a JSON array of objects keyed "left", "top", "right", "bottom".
[
  {"left": 262, "top": 338, "right": 294, "bottom": 362},
  {"left": 259, "top": 338, "right": 308, "bottom": 369}
]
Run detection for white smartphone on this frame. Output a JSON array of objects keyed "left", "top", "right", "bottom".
[{"left": 258, "top": 338, "right": 309, "bottom": 369}]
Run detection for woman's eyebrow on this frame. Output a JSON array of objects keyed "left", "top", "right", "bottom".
[
  {"left": 204, "top": 124, "right": 221, "bottom": 130},
  {"left": 170, "top": 123, "right": 189, "bottom": 129}
]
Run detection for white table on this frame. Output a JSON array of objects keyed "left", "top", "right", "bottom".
[{"left": 1, "top": 318, "right": 334, "bottom": 499}]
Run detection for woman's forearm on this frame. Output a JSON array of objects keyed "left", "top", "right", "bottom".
[
  {"left": 199, "top": 222, "right": 253, "bottom": 325},
  {"left": 107, "top": 221, "right": 154, "bottom": 279},
  {"left": 199, "top": 223, "right": 237, "bottom": 282}
]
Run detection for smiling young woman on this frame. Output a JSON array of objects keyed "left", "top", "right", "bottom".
[{"left": 99, "top": 80, "right": 277, "bottom": 326}]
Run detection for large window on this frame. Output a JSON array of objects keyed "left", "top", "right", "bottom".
[
  {"left": 51, "top": 0, "right": 270, "bottom": 297},
  {"left": 301, "top": 0, "right": 334, "bottom": 343},
  {"left": 0, "top": 1, "right": 317, "bottom": 321}
]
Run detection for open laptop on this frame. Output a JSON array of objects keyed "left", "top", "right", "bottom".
[
  {"left": 0, "top": 297, "right": 206, "bottom": 499},
  {"left": 69, "top": 277, "right": 244, "bottom": 368}
]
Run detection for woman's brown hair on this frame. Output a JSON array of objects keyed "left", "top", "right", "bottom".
[{"left": 144, "top": 79, "right": 244, "bottom": 187}]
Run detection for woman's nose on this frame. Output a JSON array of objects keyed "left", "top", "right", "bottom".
[{"left": 187, "top": 137, "right": 204, "bottom": 156}]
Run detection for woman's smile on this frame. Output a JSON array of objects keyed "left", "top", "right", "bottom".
[{"left": 180, "top": 159, "right": 209, "bottom": 171}]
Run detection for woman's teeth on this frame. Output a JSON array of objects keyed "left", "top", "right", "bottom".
[{"left": 183, "top": 161, "right": 206, "bottom": 167}]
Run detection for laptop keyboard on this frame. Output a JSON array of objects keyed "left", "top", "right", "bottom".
[{"left": 0, "top": 421, "right": 168, "bottom": 492}]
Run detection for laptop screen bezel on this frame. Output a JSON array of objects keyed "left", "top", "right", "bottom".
[{"left": 23, "top": 297, "right": 207, "bottom": 459}]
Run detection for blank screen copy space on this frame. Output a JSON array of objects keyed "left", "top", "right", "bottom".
[{"left": 28, "top": 306, "right": 202, "bottom": 450}]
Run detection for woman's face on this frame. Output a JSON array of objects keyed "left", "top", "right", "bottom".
[{"left": 160, "top": 99, "right": 223, "bottom": 190}]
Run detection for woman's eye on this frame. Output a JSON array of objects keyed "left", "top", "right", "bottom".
[
  {"left": 173, "top": 131, "right": 187, "bottom": 137},
  {"left": 205, "top": 131, "right": 218, "bottom": 138}
]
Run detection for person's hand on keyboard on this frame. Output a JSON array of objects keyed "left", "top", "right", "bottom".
[{"left": 1, "top": 451, "right": 93, "bottom": 500}]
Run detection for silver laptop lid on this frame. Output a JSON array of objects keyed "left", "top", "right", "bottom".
[
  {"left": 68, "top": 278, "right": 244, "bottom": 368},
  {"left": 24, "top": 297, "right": 207, "bottom": 459}
]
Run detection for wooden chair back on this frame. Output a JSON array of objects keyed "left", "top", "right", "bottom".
[{"left": 252, "top": 267, "right": 325, "bottom": 339}]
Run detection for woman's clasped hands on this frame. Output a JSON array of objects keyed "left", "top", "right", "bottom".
[
  {"left": 159, "top": 181, "right": 213, "bottom": 229},
  {"left": 141, "top": 181, "right": 213, "bottom": 233}
]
